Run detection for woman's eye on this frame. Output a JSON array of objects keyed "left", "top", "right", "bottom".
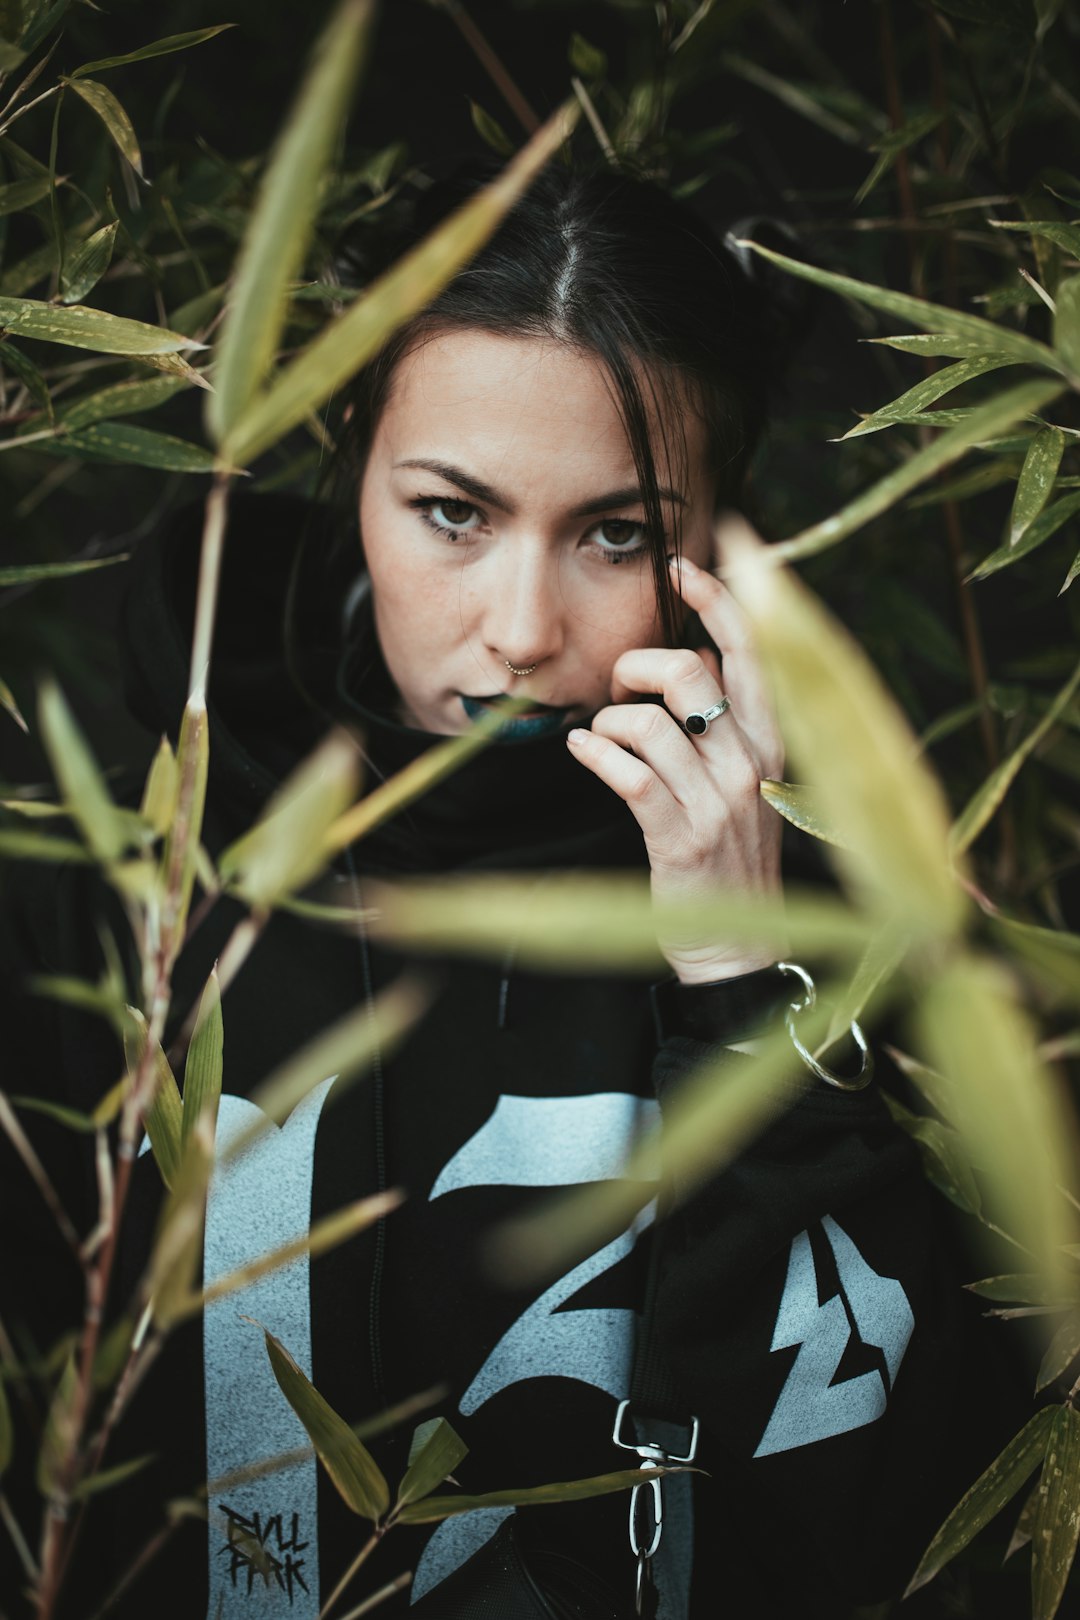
[
  {"left": 415, "top": 497, "right": 482, "bottom": 537},
  {"left": 591, "top": 519, "right": 649, "bottom": 559}
]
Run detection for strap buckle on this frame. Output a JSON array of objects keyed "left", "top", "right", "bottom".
[{"left": 613, "top": 1400, "right": 699, "bottom": 1616}]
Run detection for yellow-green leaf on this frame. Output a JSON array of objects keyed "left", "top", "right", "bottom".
[
  {"left": 45, "top": 421, "right": 216, "bottom": 473},
  {"left": 207, "top": 0, "right": 375, "bottom": 443},
  {"left": 35, "top": 1350, "right": 78, "bottom": 1497},
  {"left": 0, "top": 337, "right": 51, "bottom": 420},
  {"left": 0, "top": 829, "right": 90, "bottom": 862},
  {"left": 221, "top": 98, "right": 579, "bottom": 467},
  {"left": 0, "top": 296, "right": 196, "bottom": 354},
  {"left": 139, "top": 735, "right": 178, "bottom": 838},
  {"left": 775, "top": 378, "right": 1065, "bottom": 562},
  {"left": 917, "top": 955, "right": 1077, "bottom": 1298},
  {"left": 263, "top": 1327, "right": 390, "bottom": 1519},
  {"left": 569, "top": 31, "right": 607, "bottom": 80},
  {"left": 1055, "top": 276, "right": 1080, "bottom": 379},
  {"left": 1037, "top": 1315, "right": 1080, "bottom": 1394},
  {"left": 64, "top": 78, "right": 142, "bottom": 175},
  {"left": 907, "top": 1408, "right": 1056, "bottom": 1593},
  {"left": 145, "top": 1112, "right": 215, "bottom": 1325},
  {"left": 160, "top": 690, "right": 209, "bottom": 966},
  {"left": 397, "top": 1467, "right": 668, "bottom": 1525},
  {"left": 1010, "top": 426, "right": 1066, "bottom": 545},
  {"left": 0, "top": 556, "right": 127, "bottom": 585},
  {"left": 218, "top": 730, "right": 360, "bottom": 906},
  {"left": 0, "top": 675, "right": 28, "bottom": 732},
  {"left": 1063, "top": 549, "right": 1080, "bottom": 593},
  {"left": 395, "top": 1419, "right": 469, "bottom": 1511},
  {"left": 469, "top": 99, "right": 513, "bottom": 157},
  {"left": 724, "top": 528, "right": 961, "bottom": 935},
  {"left": 759, "top": 779, "right": 848, "bottom": 846},
  {"left": 950, "top": 657, "right": 1080, "bottom": 855},
  {"left": 71, "top": 1453, "right": 155, "bottom": 1501},
  {"left": 123, "top": 1008, "right": 183, "bottom": 1189},
  {"left": 37, "top": 679, "right": 127, "bottom": 862},
  {"left": 840, "top": 356, "right": 1015, "bottom": 440},
  {"left": 182, "top": 969, "right": 222, "bottom": 1147},
  {"left": 71, "top": 26, "right": 234, "bottom": 78},
  {"left": 970, "top": 490, "right": 1080, "bottom": 579},
  {"left": 966, "top": 1275, "right": 1062, "bottom": 1304},
  {"left": 0, "top": 173, "right": 53, "bottom": 215},
  {"left": 1031, "top": 1405, "right": 1080, "bottom": 1620},
  {"left": 882, "top": 1093, "right": 982, "bottom": 1216},
  {"left": 59, "top": 375, "right": 186, "bottom": 432},
  {"left": 59, "top": 220, "right": 117, "bottom": 304}
]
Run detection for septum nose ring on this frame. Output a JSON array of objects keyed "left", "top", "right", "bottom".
[{"left": 505, "top": 659, "right": 538, "bottom": 677}]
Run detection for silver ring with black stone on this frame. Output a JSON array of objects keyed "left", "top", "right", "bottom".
[{"left": 682, "top": 697, "right": 731, "bottom": 737}]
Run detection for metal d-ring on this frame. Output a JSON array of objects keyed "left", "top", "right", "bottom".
[{"left": 776, "top": 961, "right": 874, "bottom": 1092}]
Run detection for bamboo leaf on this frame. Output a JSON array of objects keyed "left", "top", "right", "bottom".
[
  {"left": 1031, "top": 1405, "right": 1080, "bottom": 1620},
  {"left": 397, "top": 1467, "right": 668, "bottom": 1525},
  {"left": 1062, "top": 550, "right": 1080, "bottom": 593},
  {"left": 71, "top": 26, "right": 234, "bottom": 78},
  {"left": 882, "top": 1093, "right": 983, "bottom": 1216},
  {"left": 918, "top": 955, "right": 1077, "bottom": 1297},
  {"left": 37, "top": 679, "right": 127, "bottom": 862},
  {"left": 966, "top": 1275, "right": 1063, "bottom": 1304},
  {"left": 824, "top": 926, "right": 910, "bottom": 1045},
  {"left": 138, "top": 735, "right": 178, "bottom": 838},
  {"left": 59, "top": 220, "right": 117, "bottom": 303},
  {"left": 123, "top": 1007, "right": 183, "bottom": 1190},
  {"left": 840, "top": 356, "right": 1017, "bottom": 440},
  {"left": 0, "top": 829, "right": 90, "bottom": 862},
  {"left": 0, "top": 173, "right": 52, "bottom": 215},
  {"left": 181, "top": 969, "right": 222, "bottom": 1147},
  {"left": 469, "top": 99, "right": 513, "bottom": 157},
  {"left": 992, "top": 219, "right": 1080, "bottom": 258},
  {"left": 759, "top": 779, "right": 849, "bottom": 846},
  {"left": 0, "top": 295, "right": 196, "bottom": 354},
  {"left": 221, "top": 98, "right": 579, "bottom": 467},
  {"left": 160, "top": 689, "right": 209, "bottom": 963},
  {"left": 950, "top": 657, "right": 1080, "bottom": 854},
  {"left": 740, "top": 240, "right": 1064, "bottom": 372},
  {"left": 145, "top": 1112, "right": 214, "bottom": 1325},
  {"left": 970, "top": 490, "right": 1080, "bottom": 579},
  {"left": 0, "top": 556, "right": 127, "bottom": 585},
  {"left": 10, "top": 1094, "right": 96, "bottom": 1132},
  {"left": 263, "top": 1327, "right": 390, "bottom": 1520},
  {"left": 207, "top": 0, "right": 375, "bottom": 443},
  {"left": 59, "top": 375, "right": 187, "bottom": 431},
  {"left": 71, "top": 1453, "right": 155, "bottom": 1500},
  {"left": 44, "top": 421, "right": 216, "bottom": 473},
  {"left": 569, "top": 32, "right": 607, "bottom": 80},
  {"left": 855, "top": 110, "right": 943, "bottom": 205},
  {"left": 64, "top": 78, "right": 142, "bottom": 175},
  {"left": 35, "top": 1351, "right": 78, "bottom": 1498},
  {"left": 0, "top": 337, "right": 50, "bottom": 419},
  {"left": 908, "top": 1408, "right": 1058, "bottom": 1593},
  {"left": 0, "top": 676, "right": 28, "bottom": 732},
  {"left": 395, "top": 1419, "right": 469, "bottom": 1511},
  {"left": 774, "top": 379, "right": 1065, "bottom": 562},
  {"left": 1010, "top": 427, "right": 1067, "bottom": 544},
  {"left": 1037, "top": 1315, "right": 1080, "bottom": 1394},
  {"left": 218, "top": 730, "right": 360, "bottom": 906},
  {"left": 1055, "top": 276, "right": 1080, "bottom": 379},
  {"left": 723, "top": 528, "right": 961, "bottom": 934}
]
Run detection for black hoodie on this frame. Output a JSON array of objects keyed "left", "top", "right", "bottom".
[{"left": 0, "top": 497, "right": 1027, "bottom": 1620}]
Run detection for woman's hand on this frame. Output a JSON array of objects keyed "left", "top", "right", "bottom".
[{"left": 566, "top": 523, "right": 785, "bottom": 984}]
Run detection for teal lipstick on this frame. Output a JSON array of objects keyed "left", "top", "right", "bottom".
[{"left": 460, "top": 694, "right": 572, "bottom": 743}]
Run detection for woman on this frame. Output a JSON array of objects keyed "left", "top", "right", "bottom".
[{"left": 2, "top": 164, "right": 1009, "bottom": 1620}]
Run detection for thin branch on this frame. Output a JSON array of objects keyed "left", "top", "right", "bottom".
[
  {"left": 320, "top": 1531, "right": 384, "bottom": 1620},
  {"left": 432, "top": 1, "right": 539, "bottom": 135},
  {"left": 337, "top": 1572, "right": 413, "bottom": 1620},
  {"left": 0, "top": 1090, "right": 82, "bottom": 1258},
  {"left": 571, "top": 77, "right": 616, "bottom": 165}
]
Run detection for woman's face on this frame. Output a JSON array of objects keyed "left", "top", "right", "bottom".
[{"left": 357, "top": 328, "right": 716, "bottom": 738}]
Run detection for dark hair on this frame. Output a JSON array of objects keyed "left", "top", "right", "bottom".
[{"left": 332, "top": 160, "right": 776, "bottom": 644}]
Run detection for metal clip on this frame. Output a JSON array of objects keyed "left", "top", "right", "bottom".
[{"left": 613, "top": 1401, "right": 700, "bottom": 1616}]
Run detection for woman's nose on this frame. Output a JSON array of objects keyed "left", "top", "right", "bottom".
[{"left": 478, "top": 543, "right": 565, "bottom": 675}]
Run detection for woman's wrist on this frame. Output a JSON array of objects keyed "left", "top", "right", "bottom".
[{"left": 650, "top": 962, "right": 795, "bottom": 1047}]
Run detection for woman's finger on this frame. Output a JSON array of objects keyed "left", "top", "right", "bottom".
[
  {"left": 589, "top": 701, "right": 714, "bottom": 814},
  {"left": 608, "top": 645, "right": 755, "bottom": 784},
  {"left": 565, "top": 726, "right": 688, "bottom": 847}
]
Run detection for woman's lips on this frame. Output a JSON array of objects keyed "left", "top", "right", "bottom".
[{"left": 458, "top": 693, "right": 574, "bottom": 741}]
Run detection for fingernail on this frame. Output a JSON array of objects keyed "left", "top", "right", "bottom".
[
  {"left": 671, "top": 553, "right": 696, "bottom": 571},
  {"left": 567, "top": 729, "right": 587, "bottom": 746}
]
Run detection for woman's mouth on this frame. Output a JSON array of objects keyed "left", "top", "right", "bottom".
[{"left": 459, "top": 693, "right": 573, "bottom": 743}]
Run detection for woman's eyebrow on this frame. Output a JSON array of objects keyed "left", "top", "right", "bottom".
[{"left": 394, "top": 458, "right": 686, "bottom": 516}]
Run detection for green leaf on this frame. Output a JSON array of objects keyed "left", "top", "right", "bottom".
[
  {"left": 123, "top": 1008, "right": 183, "bottom": 1190},
  {"left": 37, "top": 679, "right": 127, "bottom": 862},
  {"left": 840, "top": 356, "right": 1017, "bottom": 440},
  {"left": 741, "top": 240, "right": 1064, "bottom": 372},
  {"left": 0, "top": 173, "right": 53, "bottom": 215},
  {"left": 27, "top": 970, "right": 125, "bottom": 1026},
  {"left": 0, "top": 295, "right": 196, "bottom": 354},
  {"left": 469, "top": 99, "right": 513, "bottom": 157},
  {"left": 970, "top": 490, "right": 1080, "bottom": 579},
  {"left": 882, "top": 1094, "right": 983, "bottom": 1216},
  {"left": 776, "top": 379, "right": 1065, "bottom": 562},
  {"left": 0, "top": 40, "right": 23, "bottom": 69},
  {"left": 759, "top": 779, "right": 849, "bottom": 846},
  {"left": 221, "top": 98, "right": 579, "bottom": 467},
  {"left": 0, "top": 676, "right": 28, "bottom": 732},
  {"left": 145, "top": 1110, "right": 214, "bottom": 1324},
  {"left": 70, "top": 25, "right": 234, "bottom": 78},
  {"left": 9, "top": 1094, "right": 96, "bottom": 1132},
  {"left": 397, "top": 1467, "right": 669, "bottom": 1525},
  {"left": 45, "top": 421, "right": 216, "bottom": 473},
  {"left": 918, "top": 955, "right": 1077, "bottom": 1297},
  {"left": 263, "top": 1327, "right": 390, "bottom": 1519},
  {"left": 868, "top": 332, "right": 1026, "bottom": 360},
  {"left": 58, "top": 375, "right": 187, "bottom": 431},
  {"left": 70, "top": 1453, "right": 155, "bottom": 1501},
  {"left": 64, "top": 78, "right": 142, "bottom": 176},
  {"left": 966, "top": 1275, "right": 1063, "bottom": 1304},
  {"left": 0, "top": 555, "right": 127, "bottom": 585},
  {"left": 395, "top": 1419, "right": 469, "bottom": 1511},
  {"left": 992, "top": 220, "right": 1080, "bottom": 258},
  {"left": 0, "top": 337, "right": 50, "bottom": 419},
  {"left": 160, "top": 689, "right": 209, "bottom": 962},
  {"left": 0, "top": 829, "right": 90, "bottom": 862},
  {"left": 36, "top": 1351, "right": 78, "bottom": 1497},
  {"left": 1053, "top": 276, "right": 1080, "bottom": 379},
  {"left": 950, "top": 657, "right": 1080, "bottom": 853},
  {"left": 569, "top": 31, "right": 607, "bottom": 80},
  {"left": 907, "top": 1407, "right": 1057, "bottom": 1593},
  {"left": 139, "top": 734, "right": 178, "bottom": 838},
  {"left": 855, "top": 110, "right": 942, "bottom": 205},
  {"left": 218, "top": 730, "right": 360, "bottom": 906},
  {"left": 207, "top": 0, "right": 375, "bottom": 444},
  {"left": 1038, "top": 1315, "right": 1080, "bottom": 1394},
  {"left": 59, "top": 220, "right": 117, "bottom": 304},
  {"left": 1031, "top": 1405, "right": 1080, "bottom": 1620},
  {"left": 1010, "top": 426, "right": 1067, "bottom": 544},
  {"left": 182, "top": 969, "right": 222, "bottom": 1146},
  {"left": 1062, "top": 550, "right": 1080, "bottom": 593},
  {"left": 824, "top": 926, "right": 910, "bottom": 1046},
  {"left": 0, "top": 1373, "right": 11, "bottom": 1478}
]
